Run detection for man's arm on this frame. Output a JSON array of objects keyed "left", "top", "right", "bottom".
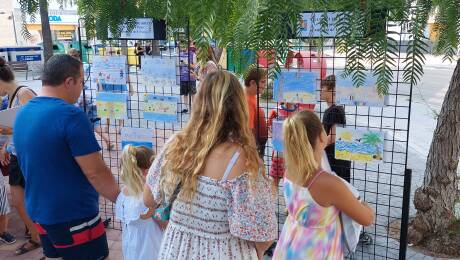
[{"left": 75, "top": 152, "right": 120, "bottom": 203}]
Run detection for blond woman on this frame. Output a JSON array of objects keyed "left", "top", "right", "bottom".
[{"left": 144, "top": 70, "right": 276, "bottom": 260}]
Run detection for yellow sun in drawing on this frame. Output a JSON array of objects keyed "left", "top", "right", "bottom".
[{"left": 340, "top": 131, "right": 353, "bottom": 141}]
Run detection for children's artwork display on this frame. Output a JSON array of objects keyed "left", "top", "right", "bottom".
[
  {"left": 335, "top": 127, "right": 384, "bottom": 163},
  {"left": 92, "top": 56, "right": 127, "bottom": 85},
  {"left": 121, "top": 127, "right": 154, "bottom": 149},
  {"left": 96, "top": 92, "right": 128, "bottom": 119},
  {"left": 336, "top": 73, "right": 388, "bottom": 107},
  {"left": 272, "top": 120, "right": 284, "bottom": 152},
  {"left": 143, "top": 94, "right": 178, "bottom": 122},
  {"left": 142, "top": 57, "right": 176, "bottom": 80},
  {"left": 273, "top": 71, "right": 318, "bottom": 105}
]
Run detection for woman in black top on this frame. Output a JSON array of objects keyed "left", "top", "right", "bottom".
[{"left": 320, "top": 75, "right": 352, "bottom": 182}]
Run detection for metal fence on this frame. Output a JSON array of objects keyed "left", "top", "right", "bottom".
[{"left": 78, "top": 14, "right": 413, "bottom": 259}]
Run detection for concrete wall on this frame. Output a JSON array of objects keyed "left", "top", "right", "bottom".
[{"left": 0, "top": 0, "right": 17, "bottom": 46}]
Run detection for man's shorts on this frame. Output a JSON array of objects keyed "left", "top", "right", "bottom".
[
  {"left": 35, "top": 214, "right": 109, "bottom": 260},
  {"left": 180, "top": 81, "right": 197, "bottom": 96},
  {"left": 8, "top": 155, "right": 25, "bottom": 188}
]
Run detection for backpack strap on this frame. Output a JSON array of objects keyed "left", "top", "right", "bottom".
[{"left": 221, "top": 149, "right": 241, "bottom": 181}]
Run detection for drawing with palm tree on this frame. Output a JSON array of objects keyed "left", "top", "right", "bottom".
[{"left": 335, "top": 127, "right": 384, "bottom": 162}]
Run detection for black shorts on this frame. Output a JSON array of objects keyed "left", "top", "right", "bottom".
[
  {"left": 35, "top": 214, "right": 109, "bottom": 260},
  {"left": 325, "top": 143, "right": 351, "bottom": 182},
  {"left": 180, "top": 81, "right": 197, "bottom": 96},
  {"left": 8, "top": 155, "right": 25, "bottom": 188}
]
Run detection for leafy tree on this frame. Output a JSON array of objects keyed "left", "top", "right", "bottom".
[{"left": 18, "top": 0, "right": 75, "bottom": 61}]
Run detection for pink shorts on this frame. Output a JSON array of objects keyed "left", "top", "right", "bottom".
[{"left": 270, "top": 156, "right": 285, "bottom": 179}]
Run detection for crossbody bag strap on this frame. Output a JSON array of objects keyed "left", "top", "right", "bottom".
[
  {"left": 8, "top": 86, "right": 36, "bottom": 108},
  {"left": 8, "top": 86, "right": 24, "bottom": 108}
]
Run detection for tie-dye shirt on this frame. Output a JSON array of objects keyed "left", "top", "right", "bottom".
[{"left": 273, "top": 176, "right": 343, "bottom": 259}]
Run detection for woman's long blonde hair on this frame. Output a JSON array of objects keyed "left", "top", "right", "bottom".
[
  {"left": 283, "top": 110, "right": 324, "bottom": 186},
  {"left": 161, "top": 70, "right": 262, "bottom": 202},
  {"left": 121, "top": 145, "right": 155, "bottom": 196}
]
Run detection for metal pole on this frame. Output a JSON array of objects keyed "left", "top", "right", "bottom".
[
  {"left": 399, "top": 168, "right": 412, "bottom": 260},
  {"left": 77, "top": 18, "right": 87, "bottom": 113},
  {"left": 11, "top": 11, "right": 18, "bottom": 45}
]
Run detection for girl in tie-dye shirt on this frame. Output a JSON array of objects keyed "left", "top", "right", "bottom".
[{"left": 273, "top": 110, "right": 375, "bottom": 259}]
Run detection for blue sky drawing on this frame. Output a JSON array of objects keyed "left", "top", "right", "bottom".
[
  {"left": 143, "top": 94, "right": 179, "bottom": 123},
  {"left": 273, "top": 71, "right": 318, "bottom": 103}
]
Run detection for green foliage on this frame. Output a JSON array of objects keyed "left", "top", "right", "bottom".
[
  {"left": 70, "top": 0, "right": 460, "bottom": 94},
  {"left": 403, "top": 0, "right": 431, "bottom": 87}
]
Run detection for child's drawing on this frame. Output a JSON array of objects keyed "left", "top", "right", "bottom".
[
  {"left": 335, "top": 127, "right": 384, "bottom": 163},
  {"left": 143, "top": 94, "right": 178, "bottom": 122},
  {"left": 121, "top": 127, "right": 154, "bottom": 149},
  {"left": 96, "top": 92, "right": 128, "bottom": 119},
  {"left": 273, "top": 71, "right": 318, "bottom": 105},
  {"left": 336, "top": 73, "right": 389, "bottom": 107},
  {"left": 92, "top": 56, "right": 127, "bottom": 85},
  {"left": 272, "top": 120, "right": 284, "bottom": 152}
]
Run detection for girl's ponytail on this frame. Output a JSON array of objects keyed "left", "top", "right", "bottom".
[
  {"left": 121, "top": 145, "right": 146, "bottom": 196},
  {"left": 283, "top": 110, "right": 324, "bottom": 186}
]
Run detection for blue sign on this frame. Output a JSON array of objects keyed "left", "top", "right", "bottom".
[
  {"left": 16, "top": 55, "right": 42, "bottom": 62},
  {"left": 48, "top": 16, "right": 62, "bottom": 22}
]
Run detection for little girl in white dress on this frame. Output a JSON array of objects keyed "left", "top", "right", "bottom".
[{"left": 115, "top": 145, "right": 163, "bottom": 260}]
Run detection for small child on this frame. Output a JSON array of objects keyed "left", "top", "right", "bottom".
[
  {"left": 115, "top": 145, "right": 163, "bottom": 260},
  {"left": 267, "top": 102, "right": 300, "bottom": 187}
]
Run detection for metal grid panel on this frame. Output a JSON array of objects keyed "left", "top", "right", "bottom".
[
  {"left": 233, "top": 16, "right": 413, "bottom": 260},
  {"left": 78, "top": 22, "right": 190, "bottom": 231},
  {"left": 78, "top": 15, "right": 413, "bottom": 259}
]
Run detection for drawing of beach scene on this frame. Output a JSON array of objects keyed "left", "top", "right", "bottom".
[
  {"left": 336, "top": 73, "right": 388, "bottom": 107},
  {"left": 141, "top": 57, "right": 177, "bottom": 90},
  {"left": 143, "top": 94, "right": 178, "bottom": 122},
  {"left": 142, "top": 57, "right": 176, "bottom": 80},
  {"left": 272, "top": 120, "right": 284, "bottom": 152},
  {"left": 92, "top": 56, "right": 127, "bottom": 85},
  {"left": 335, "top": 127, "right": 384, "bottom": 163},
  {"left": 273, "top": 71, "right": 318, "bottom": 105},
  {"left": 121, "top": 127, "right": 154, "bottom": 149},
  {"left": 96, "top": 92, "right": 128, "bottom": 119}
]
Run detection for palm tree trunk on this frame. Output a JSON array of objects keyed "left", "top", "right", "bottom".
[
  {"left": 409, "top": 59, "right": 460, "bottom": 247},
  {"left": 39, "top": 0, "right": 53, "bottom": 62}
]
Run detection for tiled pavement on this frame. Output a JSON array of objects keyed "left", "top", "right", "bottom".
[{"left": 0, "top": 191, "right": 123, "bottom": 260}]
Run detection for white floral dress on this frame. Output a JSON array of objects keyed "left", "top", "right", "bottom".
[
  {"left": 115, "top": 192, "right": 163, "bottom": 260},
  {"left": 146, "top": 141, "right": 277, "bottom": 260}
]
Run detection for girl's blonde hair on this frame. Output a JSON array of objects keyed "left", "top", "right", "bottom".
[
  {"left": 161, "top": 70, "right": 262, "bottom": 202},
  {"left": 121, "top": 145, "right": 155, "bottom": 196},
  {"left": 283, "top": 110, "right": 324, "bottom": 186}
]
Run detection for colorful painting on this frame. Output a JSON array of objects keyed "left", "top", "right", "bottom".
[
  {"left": 91, "top": 56, "right": 127, "bottom": 85},
  {"left": 143, "top": 94, "right": 178, "bottom": 122},
  {"left": 273, "top": 71, "right": 318, "bottom": 105},
  {"left": 96, "top": 92, "right": 128, "bottom": 119},
  {"left": 272, "top": 120, "right": 284, "bottom": 152},
  {"left": 121, "top": 127, "right": 154, "bottom": 149},
  {"left": 335, "top": 127, "right": 384, "bottom": 163},
  {"left": 336, "top": 73, "right": 388, "bottom": 107}
]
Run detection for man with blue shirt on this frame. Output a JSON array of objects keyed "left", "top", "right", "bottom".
[{"left": 14, "top": 54, "right": 120, "bottom": 260}]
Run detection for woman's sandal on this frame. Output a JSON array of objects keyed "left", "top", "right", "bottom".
[
  {"left": 15, "top": 239, "right": 41, "bottom": 255},
  {"left": 25, "top": 226, "right": 31, "bottom": 239}
]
